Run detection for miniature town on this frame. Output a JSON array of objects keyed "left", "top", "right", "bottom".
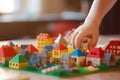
[{"left": 0, "top": 33, "right": 120, "bottom": 77}]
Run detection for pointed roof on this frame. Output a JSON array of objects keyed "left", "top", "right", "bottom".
[
  {"left": 0, "top": 46, "right": 17, "bottom": 58},
  {"left": 10, "top": 54, "right": 28, "bottom": 63},
  {"left": 53, "top": 44, "right": 67, "bottom": 50},
  {"left": 6, "top": 41, "right": 15, "bottom": 46},
  {"left": 87, "top": 47, "right": 104, "bottom": 58},
  {"left": 71, "top": 48, "right": 85, "bottom": 57},
  {"left": 54, "top": 34, "right": 68, "bottom": 47},
  {"left": 25, "top": 44, "right": 38, "bottom": 53},
  {"left": 105, "top": 40, "right": 120, "bottom": 49},
  {"left": 37, "top": 33, "right": 51, "bottom": 39}
]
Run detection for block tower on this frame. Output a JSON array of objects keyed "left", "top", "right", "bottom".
[{"left": 36, "top": 33, "right": 53, "bottom": 52}]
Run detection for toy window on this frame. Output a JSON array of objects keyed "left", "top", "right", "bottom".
[
  {"left": 110, "top": 46, "right": 112, "bottom": 48},
  {"left": 10, "top": 63, "right": 12, "bottom": 65},
  {"left": 113, "top": 50, "right": 116, "bottom": 53},
  {"left": 54, "top": 51, "right": 58, "bottom": 55},
  {"left": 117, "top": 46, "right": 120, "bottom": 49},
  {"left": 16, "top": 64, "right": 18, "bottom": 66},
  {"left": 106, "top": 49, "right": 109, "bottom": 53},
  {"left": 117, "top": 50, "right": 120, "bottom": 54},
  {"left": 113, "top": 46, "right": 116, "bottom": 49}
]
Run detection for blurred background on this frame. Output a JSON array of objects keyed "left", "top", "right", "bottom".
[{"left": 0, "top": 0, "right": 119, "bottom": 40}]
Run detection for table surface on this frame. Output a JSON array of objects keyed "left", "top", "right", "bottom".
[{"left": 0, "top": 35, "right": 120, "bottom": 80}]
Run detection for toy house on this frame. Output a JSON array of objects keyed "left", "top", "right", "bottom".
[
  {"left": 67, "top": 44, "right": 74, "bottom": 54},
  {"left": 25, "top": 44, "right": 38, "bottom": 53},
  {"left": 86, "top": 47, "right": 104, "bottom": 66},
  {"left": 71, "top": 48, "right": 86, "bottom": 66},
  {"left": 0, "top": 46, "right": 17, "bottom": 64},
  {"left": 36, "top": 33, "right": 53, "bottom": 52},
  {"left": 103, "top": 52, "right": 116, "bottom": 66},
  {"left": 104, "top": 40, "right": 120, "bottom": 62},
  {"left": 52, "top": 44, "right": 68, "bottom": 63},
  {"left": 53, "top": 34, "right": 68, "bottom": 47},
  {"left": 9, "top": 54, "right": 29, "bottom": 69}
]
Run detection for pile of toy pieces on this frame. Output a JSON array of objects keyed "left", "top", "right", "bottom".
[{"left": 0, "top": 33, "right": 120, "bottom": 77}]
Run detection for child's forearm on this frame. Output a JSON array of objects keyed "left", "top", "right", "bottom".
[{"left": 84, "top": 0, "right": 117, "bottom": 28}]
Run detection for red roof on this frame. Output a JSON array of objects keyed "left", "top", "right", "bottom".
[
  {"left": 0, "top": 46, "right": 17, "bottom": 58},
  {"left": 37, "top": 33, "right": 51, "bottom": 39},
  {"left": 53, "top": 44, "right": 67, "bottom": 50},
  {"left": 87, "top": 47, "right": 104, "bottom": 58},
  {"left": 106, "top": 40, "right": 120, "bottom": 49},
  {"left": 25, "top": 44, "right": 38, "bottom": 53}
]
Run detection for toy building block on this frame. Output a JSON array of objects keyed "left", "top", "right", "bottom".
[
  {"left": 39, "top": 50, "right": 48, "bottom": 68},
  {"left": 29, "top": 53, "right": 40, "bottom": 67},
  {"left": 103, "top": 52, "right": 116, "bottom": 67},
  {"left": 36, "top": 33, "right": 53, "bottom": 52},
  {"left": 61, "top": 53, "right": 72, "bottom": 71},
  {"left": 86, "top": 47, "right": 104, "bottom": 66},
  {"left": 0, "top": 46, "right": 17, "bottom": 65},
  {"left": 71, "top": 48, "right": 86, "bottom": 66},
  {"left": 13, "top": 45, "right": 22, "bottom": 53},
  {"left": 6, "top": 41, "right": 15, "bottom": 47},
  {"left": 19, "top": 49, "right": 33, "bottom": 60},
  {"left": 9, "top": 54, "right": 29, "bottom": 69},
  {"left": 52, "top": 44, "right": 68, "bottom": 63},
  {"left": 104, "top": 40, "right": 120, "bottom": 62},
  {"left": 67, "top": 44, "right": 74, "bottom": 54},
  {"left": 80, "top": 37, "right": 91, "bottom": 52},
  {"left": 53, "top": 34, "right": 68, "bottom": 47},
  {"left": 25, "top": 44, "right": 38, "bottom": 53}
]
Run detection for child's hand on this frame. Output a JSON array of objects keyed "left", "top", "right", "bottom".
[{"left": 68, "top": 23, "right": 99, "bottom": 49}]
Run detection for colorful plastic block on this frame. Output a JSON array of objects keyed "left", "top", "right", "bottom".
[
  {"left": 25, "top": 44, "right": 38, "bottom": 53},
  {"left": 86, "top": 47, "right": 104, "bottom": 66},
  {"left": 9, "top": 54, "right": 29, "bottom": 69},
  {"left": 71, "top": 48, "right": 86, "bottom": 66},
  {"left": 0, "top": 46, "right": 17, "bottom": 64},
  {"left": 36, "top": 33, "right": 53, "bottom": 52}
]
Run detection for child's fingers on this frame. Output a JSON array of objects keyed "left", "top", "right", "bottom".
[
  {"left": 74, "top": 32, "right": 84, "bottom": 48},
  {"left": 89, "top": 34, "right": 98, "bottom": 47}
]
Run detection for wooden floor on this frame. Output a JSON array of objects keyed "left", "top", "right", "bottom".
[{"left": 0, "top": 35, "right": 120, "bottom": 80}]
